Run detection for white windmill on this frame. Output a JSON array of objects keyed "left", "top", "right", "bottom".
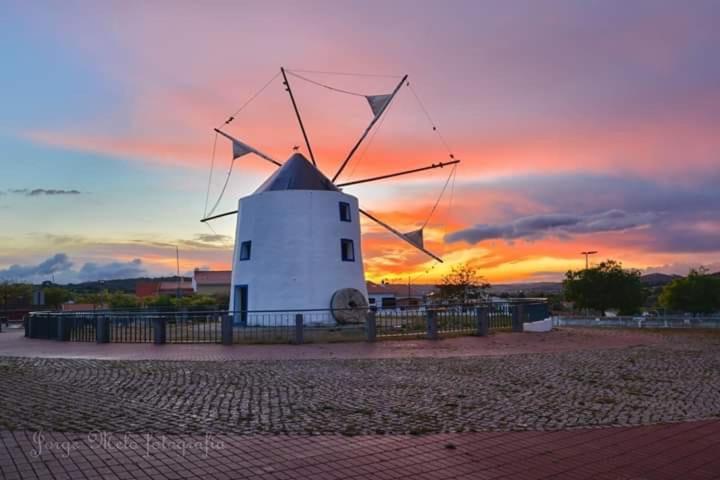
[{"left": 202, "top": 68, "right": 459, "bottom": 325}]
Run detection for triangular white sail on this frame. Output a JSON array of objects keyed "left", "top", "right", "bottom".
[
  {"left": 403, "top": 228, "right": 424, "bottom": 249},
  {"left": 232, "top": 139, "right": 253, "bottom": 159},
  {"left": 366, "top": 94, "right": 392, "bottom": 117}
]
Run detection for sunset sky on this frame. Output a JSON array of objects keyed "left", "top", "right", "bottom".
[{"left": 1, "top": 1, "right": 719, "bottom": 285}]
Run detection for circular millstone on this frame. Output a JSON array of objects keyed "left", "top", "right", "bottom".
[{"left": 330, "top": 288, "right": 368, "bottom": 324}]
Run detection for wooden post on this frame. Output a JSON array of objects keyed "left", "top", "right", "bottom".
[
  {"left": 96, "top": 315, "right": 109, "bottom": 343},
  {"left": 153, "top": 316, "right": 166, "bottom": 345},
  {"left": 476, "top": 306, "right": 489, "bottom": 337},
  {"left": 294, "top": 314, "right": 304, "bottom": 345},
  {"left": 426, "top": 310, "right": 438, "bottom": 340},
  {"left": 56, "top": 315, "right": 70, "bottom": 341},
  {"left": 221, "top": 314, "right": 233, "bottom": 345},
  {"left": 281, "top": 67, "right": 316, "bottom": 166},
  {"left": 366, "top": 311, "right": 377, "bottom": 342},
  {"left": 512, "top": 304, "right": 525, "bottom": 332}
]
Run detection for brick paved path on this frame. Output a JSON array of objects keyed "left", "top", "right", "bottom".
[
  {"left": 2, "top": 421, "right": 719, "bottom": 479},
  {"left": 0, "top": 327, "right": 664, "bottom": 361},
  {"left": 1, "top": 338, "right": 719, "bottom": 434},
  {"left": 1, "top": 328, "right": 719, "bottom": 478}
]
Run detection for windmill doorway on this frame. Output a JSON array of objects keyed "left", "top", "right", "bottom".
[{"left": 234, "top": 285, "right": 248, "bottom": 326}]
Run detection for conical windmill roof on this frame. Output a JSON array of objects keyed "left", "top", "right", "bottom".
[{"left": 254, "top": 153, "right": 338, "bottom": 194}]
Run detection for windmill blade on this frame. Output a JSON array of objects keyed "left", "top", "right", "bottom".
[
  {"left": 332, "top": 74, "right": 408, "bottom": 182},
  {"left": 214, "top": 128, "right": 282, "bottom": 167},
  {"left": 201, "top": 209, "right": 238, "bottom": 223},
  {"left": 359, "top": 208, "right": 443, "bottom": 263},
  {"left": 336, "top": 159, "right": 460, "bottom": 187}
]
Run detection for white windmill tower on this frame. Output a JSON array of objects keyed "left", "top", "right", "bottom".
[{"left": 202, "top": 68, "right": 459, "bottom": 325}]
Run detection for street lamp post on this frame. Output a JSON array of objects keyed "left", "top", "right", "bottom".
[{"left": 581, "top": 251, "right": 598, "bottom": 269}]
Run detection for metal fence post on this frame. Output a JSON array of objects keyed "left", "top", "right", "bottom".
[
  {"left": 96, "top": 315, "right": 110, "bottom": 343},
  {"left": 294, "top": 314, "right": 304, "bottom": 345},
  {"left": 221, "top": 314, "right": 233, "bottom": 345},
  {"left": 476, "top": 306, "right": 489, "bottom": 336},
  {"left": 56, "top": 315, "right": 69, "bottom": 341},
  {"left": 512, "top": 304, "right": 525, "bottom": 332},
  {"left": 426, "top": 310, "right": 438, "bottom": 340},
  {"left": 366, "top": 311, "right": 377, "bottom": 342},
  {"left": 153, "top": 316, "right": 166, "bottom": 345}
]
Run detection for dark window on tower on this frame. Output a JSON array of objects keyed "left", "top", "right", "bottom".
[
  {"left": 339, "top": 202, "right": 351, "bottom": 222},
  {"left": 239, "top": 241, "right": 252, "bottom": 261},
  {"left": 341, "top": 238, "right": 355, "bottom": 262}
]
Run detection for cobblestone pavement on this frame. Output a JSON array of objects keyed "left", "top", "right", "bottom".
[
  {"left": 0, "top": 334, "right": 718, "bottom": 435},
  {"left": 2, "top": 421, "right": 719, "bottom": 479},
  {"left": 0, "top": 327, "right": 664, "bottom": 361}
]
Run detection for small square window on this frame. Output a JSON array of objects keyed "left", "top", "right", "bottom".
[
  {"left": 239, "top": 241, "right": 251, "bottom": 261},
  {"left": 339, "top": 202, "right": 351, "bottom": 222},
  {"left": 341, "top": 238, "right": 355, "bottom": 262}
]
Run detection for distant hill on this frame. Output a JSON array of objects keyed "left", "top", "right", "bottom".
[
  {"left": 488, "top": 282, "right": 563, "bottom": 296},
  {"left": 46, "top": 270, "right": 705, "bottom": 296},
  {"left": 640, "top": 273, "right": 681, "bottom": 287}
]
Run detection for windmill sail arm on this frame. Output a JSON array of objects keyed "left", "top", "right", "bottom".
[
  {"left": 201, "top": 209, "right": 238, "bottom": 223},
  {"left": 336, "top": 159, "right": 460, "bottom": 187},
  {"left": 359, "top": 208, "right": 443, "bottom": 263},
  {"left": 331, "top": 74, "right": 408, "bottom": 183},
  {"left": 214, "top": 128, "right": 282, "bottom": 167}
]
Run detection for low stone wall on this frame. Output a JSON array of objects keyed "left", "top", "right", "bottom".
[{"left": 523, "top": 317, "right": 553, "bottom": 332}]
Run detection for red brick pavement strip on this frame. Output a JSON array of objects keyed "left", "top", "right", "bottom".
[
  {"left": 1, "top": 421, "right": 719, "bottom": 479},
  {"left": 0, "top": 327, "right": 664, "bottom": 361}
]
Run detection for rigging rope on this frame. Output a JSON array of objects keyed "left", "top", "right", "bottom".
[
  {"left": 218, "top": 71, "right": 281, "bottom": 128},
  {"left": 286, "top": 70, "right": 370, "bottom": 97},
  {"left": 205, "top": 72, "right": 281, "bottom": 218},
  {"left": 441, "top": 164, "right": 458, "bottom": 256},
  {"left": 408, "top": 83, "right": 455, "bottom": 158},
  {"left": 422, "top": 163, "right": 458, "bottom": 229},
  {"left": 206, "top": 157, "right": 238, "bottom": 218},
  {"left": 203, "top": 132, "right": 219, "bottom": 217},
  {"left": 288, "top": 69, "right": 402, "bottom": 79}
]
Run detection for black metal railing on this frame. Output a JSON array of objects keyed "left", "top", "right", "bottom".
[
  {"left": 25, "top": 301, "right": 550, "bottom": 344},
  {"left": 167, "top": 312, "right": 222, "bottom": 344},
  {"left": 108, "top": 313, "right": 154, "bottom": 343}
]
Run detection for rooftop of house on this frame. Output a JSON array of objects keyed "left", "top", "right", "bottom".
[
  {"left": 194, "top": 270, "right": 232, "bottom": 285},
  {"left": 158, "top": 281, "right": 194, "bottom": 292},
  {"left": 366, "top": 281, "right": 437, "bottom": 298}
]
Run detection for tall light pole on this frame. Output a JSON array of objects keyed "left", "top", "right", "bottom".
[
  {"left": 175, "top": 246, "right": 181, "bottom": 301},
  {"left": 581, "top": 251, "right": 598, "bottom": 269}
]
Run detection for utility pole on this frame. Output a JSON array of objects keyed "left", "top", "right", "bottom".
[
  {"left": 176, "top": 246, "right": 181, "bottom": 301},
  {"left": 581, "top": 251, "right": 598, "bottom": 269}
]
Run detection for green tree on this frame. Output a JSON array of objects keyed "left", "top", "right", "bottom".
[
  {"left": 108, "top": 292, "right": 140, "bottom": 310},
  {"left": 563, "top": 260, "right": 645, "bottom": 315},
  {"left": 172, "top": 294, "right": 219, "bottom": 310},
  {"left": 0, "top": 282, "right": 33, "bottom": 311},
  {"left": 43, "top": 286, "right": 72, "bottom": 309},
  {"left": 659, "top": 268, "right": 720, "bottom": 314},
  {"left": 75, "top": 289, "right": 111, "bottom": 308},
  {"left": 436, "top": 264, "right": 490, "bottom": 304},
  {"left": 212, "top": 293, "right": 230, "bottom": 309},
  {"left": 144, "top": 295, "right": 174, "bottom": 309}
]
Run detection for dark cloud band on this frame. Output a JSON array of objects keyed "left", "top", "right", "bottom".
[{"left": 446, "top": 209, "right": 656, "bottom": 244}]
